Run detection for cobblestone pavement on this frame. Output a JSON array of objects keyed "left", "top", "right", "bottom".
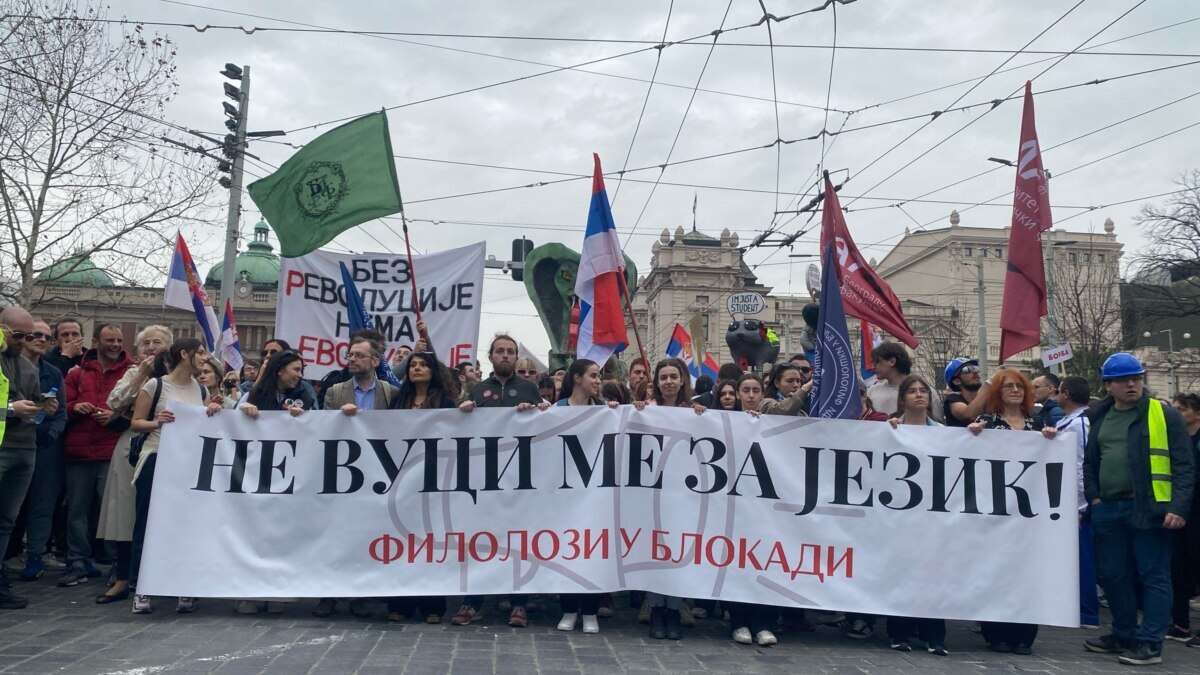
[{"left": 2, "top": 579, "right": 1199, "bottom": 674}]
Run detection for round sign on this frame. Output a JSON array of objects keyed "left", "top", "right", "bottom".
[
  {"left": 727, "top": 291, "right": 767, "bottom": 317},
  {"left": 806, "top": 263, "right": 821, "bottom": 298}
]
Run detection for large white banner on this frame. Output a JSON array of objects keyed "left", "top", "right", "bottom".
[
  {"left": 141, "top": 405, "right": 1079, "bottom": 626},
  {"left": 275, "top": 243, "right": 484, "bottom": 378}
]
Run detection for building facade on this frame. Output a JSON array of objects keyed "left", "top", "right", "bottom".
[{"left": 29, "top": 220, "right": 281, "bottom": 358}]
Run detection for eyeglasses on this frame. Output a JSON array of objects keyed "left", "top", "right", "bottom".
[
  {"left": 9, "top": 331, "right": 47, "bottom": 341},
  {"left": 516, "top": 369, "right": 537, "bottom": 376},
  {"left": 796, "top": 366, "right": 812, "bottom": 373},
  {"left": 960, "top": 365, "right": 980, "bottom": 374},
  {"left": 1000, "top": 382, "right": 1025, "bottom": 391}
]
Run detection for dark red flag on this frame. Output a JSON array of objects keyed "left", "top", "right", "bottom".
[
  {"left": 999, "top": 82, "right": 1053, "bottom": 362},
  {"left": 818, "top": 172, "right": 918, "bottom": 348}
]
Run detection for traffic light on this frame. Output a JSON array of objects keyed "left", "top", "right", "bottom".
[{"left": 511, "top": 237, "right": 534, "bottom": 282}]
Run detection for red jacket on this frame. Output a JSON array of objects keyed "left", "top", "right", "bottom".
[{"left": 63, "top": 350, "right": 133, "bottom": 462}]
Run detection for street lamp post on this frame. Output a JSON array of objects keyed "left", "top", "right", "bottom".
[{"left": 1143, "top": 329, "right": 1193, "bottom": 396}]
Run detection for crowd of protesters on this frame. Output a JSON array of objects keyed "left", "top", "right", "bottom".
[{"left": 1, "top": 303, "right": 1197, "bottom": 666}]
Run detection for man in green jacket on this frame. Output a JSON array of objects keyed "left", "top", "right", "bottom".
[{"left": 1083, "top": 353, "right": 1195, "bottom": 666}]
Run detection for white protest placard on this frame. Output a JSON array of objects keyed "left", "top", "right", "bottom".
[
  {"left": 727, "top": 291, "right": 767, "bottom": 317},
  {"left": 276, "top": 243, "right": 484, "bottom": 378},
  {"left": 141, "top": 405, "right": 1079, "bottom": 627},
  {"left": 1041, "top": 343, "right": 1073, "bottom": 368}
]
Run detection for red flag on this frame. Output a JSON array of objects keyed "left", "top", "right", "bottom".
[
  {"left": 999, "top": 82, "right": 1053, "bottom": 362},
  {"left": 818, "top": 173, "right": 918, "bottom": 348}
]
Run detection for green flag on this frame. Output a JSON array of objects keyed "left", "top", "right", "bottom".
[{"left": 247, "top": 111, "right": 402, "bottom": 257}]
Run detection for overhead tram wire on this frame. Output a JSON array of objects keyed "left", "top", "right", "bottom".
[
  {"left": 610, "top": 0, "right": 674, "bottom": 207},
  {"left": 621, "top": 0, "right": 732, "bottom": 248},
  {"left": 136, "top": 1, "right": 844, "bottom": 114},
  {"left": 758, "top": 0, "right": 784, "bottom": 226},
  {"left": 41, "top": 8, "right": 1200, "bottom": 57},
  {"left": 844, "top": 87, "right": 1200, "bottom": 216},
  {"left": 835, "top": 0, "right": 1088, "bottom": 207},
  {"left": 843, "top": 0, "right": 1148, "bottom": 208}
]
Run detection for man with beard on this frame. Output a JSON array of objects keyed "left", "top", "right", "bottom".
[
  {"left": 59, "top": 324, "right": 131, "bottom": 587},
  {"left": 1, "top": 305, "right": 55, "bottom": 609},
  {"left": 942, "top": 358, "right": 993, "bottom": 427},
  {"left": 454, "top": 334, "right": 543, "bottom": 628},
  {"left": 628, "top": 357, "right": 648, "bottom": 398}
]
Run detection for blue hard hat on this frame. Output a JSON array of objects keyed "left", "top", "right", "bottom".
[
  {"left": 944, "top": 357, "right": 979, "bottom": 390},
  {"left": 1100, "top": 352, "right": 1145, "bottom": 380}
]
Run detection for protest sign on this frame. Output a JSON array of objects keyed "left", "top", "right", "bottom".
[
  {"left": 140, "top": 405, "right": 1079, "bottom": 626},
  {"left": 276, "top": 243, "right": 484, "bottom": 377}
]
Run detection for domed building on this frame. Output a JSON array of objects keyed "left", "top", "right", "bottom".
[
  {"left": 204, "top": 219, "right": 280, "bottom": 299},
  {"left": 36, "top": 254, "right": 117, "bottom": 287}
]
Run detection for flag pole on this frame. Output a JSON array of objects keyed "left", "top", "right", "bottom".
[{"left": 616, "top": 271, "right": 651, "bottom": 393}]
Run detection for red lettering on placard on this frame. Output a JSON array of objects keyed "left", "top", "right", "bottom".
[{"left": 284, "top": 270, "right": 304, "bottom": 295}]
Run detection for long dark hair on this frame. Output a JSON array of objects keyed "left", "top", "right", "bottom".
[
  {"left": 152, "top": 337, "right": 202, "bottom": 376},
  {"left": 765, "top": 363, "right": 800, "bottom": 400},
  {"left": 713, "top": 380, "right": 739, "bottom": 411},
  {"left": 893, "top": 374, "right": 934, "bottom": 418},
  {"left": 393, "top": 352, "right": 455, "bottom": 409},
  {"left": 558, "top": 358, "right": 599, "bottom": 403},
  {"left": 652, "top": 358, "right": 693, "bottom": 406},
  {"left": 248, "top": 350, "right": 305, "bottom": 410}
]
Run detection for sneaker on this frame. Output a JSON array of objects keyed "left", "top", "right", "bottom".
[
  {"left": 1117, "top": 642, "right": 1163, "bottom": 666},
  {"left": 508, "top": 606, "right": 528, "bottom": 628},
  {"left": 0, "top": 589, "right": 28, "bottom": 610},
  {"left": 18, "top": 557, "right": 45, "bottom": 582},
  {"left": 844, "top": 618, "right": 873, "bottom": 640},
  {"left": 597, "top": 605, "right": 613, "bottom": 618},
  {"left": 557, "top": 612, "right": 578, "bottom": 631},
  {"left": 1085, "top": 634, "right": 1135, "bottom": 654},
  {"left": 755, "top": 630, "right": 778, "bottom": 646},
  {"left": 1185, "top": 635, "right": 1200, "bottom": 648},
  {"left": 176, "top": 597, "right": 196, "bottom": 613},
  {"left": 890, "top": 640, "right": 912, "bottom": 652},
  {"left": 691, "top": 606, "right": 708, "bottom": 619},
  {"left": 132, "top": 594, "right": 153, "bottom": 614},
  {"left": 1165, "top": 625, "right": 1192, "bottom": 642},
  {"left": 43, "top": 556, "right": 67, "bottom": 571},
  {"left": 234, "top": 600, "right": 261, "bottom": 615},
  {"left": 451, "top": 604, "right": 480, "bottom": 625},
  {"left": 928, "top": 644, "right": 949, "bottom": 656},
  {"left": 581, "top": 614, "right": 599, "bottom": 634},
  {"left": 56, "top": 564, "right": 89, "bottom": 587},
  {"left": 732, "top": 626, "right": 753, "bottom": 644},
  {"left": 1081, "top": 622, "right": 1101, "bottom": 630}
]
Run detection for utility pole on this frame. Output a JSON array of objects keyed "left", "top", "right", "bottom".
[
  {"left": 976, "top": 256, "right": 989, "bottom": 379},
  {"left": 219, "top": 64, "right": 250, "bottom": 309}
]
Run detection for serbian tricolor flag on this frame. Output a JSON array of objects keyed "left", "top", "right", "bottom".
[
  {"left": 860, "top": 320, "right": 882, "bottom": 384},
  {"left": 221, "top": 300, "right": 244, "bottom": 372},
  {"left": 999, "top": 82, "right": 1053, "bottom": 362},
  {"left": 819, "top": 172, "right": 918, "bottom": 348},
  {"left": 701, "top": 352, "right": 720, "bottom": 381},
  {"left": 164, "top": 232, "right": 221, "bottom": 353},
  {"left": 665, "top": 324, "right": 700, "bottom": 381},
  {"left": 574, "top": 154, "right": 628, "bottom": 365}
]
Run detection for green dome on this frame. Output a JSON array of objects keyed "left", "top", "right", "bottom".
[
  {"left": 37, "top": 254, "right": 115, "bottom": 287},
  {"left": 205, "top": 219, "right": 280, "bottom": 288}
]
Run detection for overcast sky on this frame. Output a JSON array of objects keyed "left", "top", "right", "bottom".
[{"left": 114, "top": 0, "right": 1200, "bottom": 360}]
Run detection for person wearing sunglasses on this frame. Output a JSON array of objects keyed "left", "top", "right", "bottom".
[
  {"left": 943, "top": 357, "right": 993, "bottom": 427},
  {"left": 0, "top": 305, "right": 54, "bottom": 610},
  {"left": 966, "top": 368, "right": 1040, "bottom": 655},
  {"left": 15, "top": 321, "right": 68, "bottom": 584}
]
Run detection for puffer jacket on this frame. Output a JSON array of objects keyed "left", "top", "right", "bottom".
[{"left": 63, "top": 349, "right": 132, "bottom": 462}]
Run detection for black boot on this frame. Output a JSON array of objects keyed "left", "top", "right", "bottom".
[
  {"left": 666, "top": 608, "right": 682, "bottom": 640},
  {"left": 650, "top": 606, "right": 667, "bottom": 639}
]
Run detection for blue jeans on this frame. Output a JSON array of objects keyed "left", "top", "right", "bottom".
[
  {"left": 23, "top": 439, "right": 64, "bottom": 561},
  {"left": 1091, "top": 499, "right": 1173, "bottom": 645},
  {"left": 1079, "top": 517, "right": 1099, "bottom": 625}
]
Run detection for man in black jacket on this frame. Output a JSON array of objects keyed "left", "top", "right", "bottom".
[
  {"left": 1, "top": 306, "right": 55, "bottom": 609},
  {"left": 1082, "top": 353, "right": 1195, "bottom": 666},
  {"left": 43, "top": 319, "right": 83, "bottom": 377}
]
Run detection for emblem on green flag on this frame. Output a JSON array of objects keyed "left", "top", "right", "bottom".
[{"left": 247, "top": 111, "right": 402, "bottom": 257}]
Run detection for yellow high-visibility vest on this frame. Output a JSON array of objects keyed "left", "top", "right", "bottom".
[{"left": 1146, "top": 398, "right": 1171, "bottom": 503}]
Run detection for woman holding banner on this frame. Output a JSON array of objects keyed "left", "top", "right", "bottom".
[
  {"left": 760, "top": 364, "right": 807, "bottom": 416},
  {"left": 633, "top": 358, "right": 704, "bottom": 640},
  {"left": 384, "top": 351, "right": 458, "bottom": 624},
  {"left": 885, "top": 375, "right": 949, "bottom": 656},
  {"left": 967, "top": 368, "right": 1040, "bottom": 655},
  {"left": 553, "top": 358, "right": 617, "bottom": 634},
  {"left": 128, "top": 338, "right": 209, "bottom": 615},
  {"left": 712, "top": 380, "right": 738, "bottom": 411},
  {"left": 239, "top": 351, "right": 316, "bottom": 418},
  {"left": 736, "top": 374, "right": 764, "bottom": 417}
]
